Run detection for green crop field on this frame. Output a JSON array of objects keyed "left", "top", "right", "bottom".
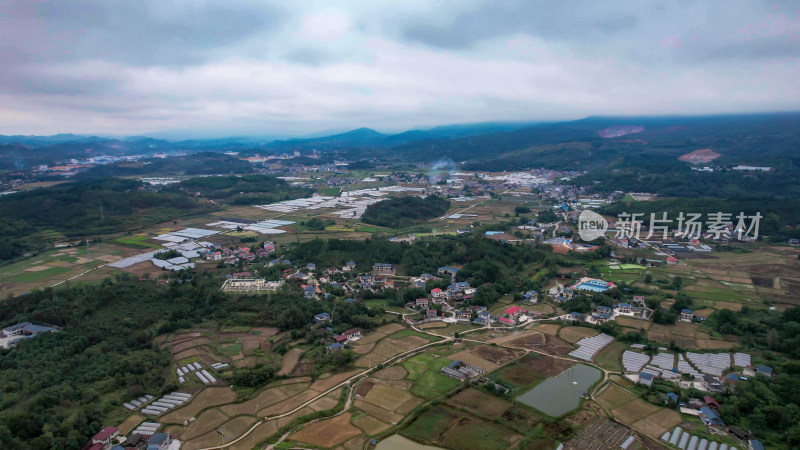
[
  {"left": 415, "top": 370, "right": 461, "bottom": 392},
  {"left": 12, "top": 266, "right": 72, "bottom": 283},
  {"left": 219, "top": 343, "right": 242, "bottom": 356},
  {"left": 112, "top": 235, "right": 162, "bottom": 249}
]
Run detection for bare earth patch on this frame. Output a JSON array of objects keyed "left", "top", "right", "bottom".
[{"left": 678, "top": 148, "right": 721, "bottom": 164}]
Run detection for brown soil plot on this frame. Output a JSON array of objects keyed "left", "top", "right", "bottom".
[
  {"left": 277, "top": 348, "right": 303, "bottom": 376},
  {"left": 352, "top": 413, "right": 391, "bottom": 435},
  {"left": 181, "top": 408, "right": 230, "bottom": 441},
  {"left": 161, "top": 387, "right": 237, "bottom": 424},
  {"left": 559, "top": 326, "right": 599, "bottom": 344},
  {"left": 447, "top": 388, "right": 510, "bottom": 417},
  {"left": 291, "top": 413, "right": 362, "bottom": 447}
]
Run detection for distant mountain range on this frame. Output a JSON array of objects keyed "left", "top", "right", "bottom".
[{"left": 2, "top": 113, "right": 800, "bottom": 172}]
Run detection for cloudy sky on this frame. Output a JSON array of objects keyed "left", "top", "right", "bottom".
[{"left": 1, "top": 0, "right": 799, "bottom": 137}]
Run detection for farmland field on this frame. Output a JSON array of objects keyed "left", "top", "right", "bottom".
[
  {"left": 490, "top": 353, "right": 573, "bottom": 390},
  {"left": 558, "top": 326, "right": 599, "bottom": 344},
  {"left": 290, "top": 412, "right": 362, "bottom": 447},
  {"left": 446, "top": 388, "right": 511, "bottom": 417},
  {"left": 161, "top": 387, "right": 238, "bottom": 424},
  {"left": 403, "top": 405, "right": 522, "bottom": 450},
  {"left": 593, "top": 341, "right": 626, "bottom": 372}
]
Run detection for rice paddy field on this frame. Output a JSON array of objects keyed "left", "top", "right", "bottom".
[
  {"left": 595, "top": 383, "right": 682, "bottom": 441},
  {"left": 607, "top": 244, "right": 800, "bottom": 312}
]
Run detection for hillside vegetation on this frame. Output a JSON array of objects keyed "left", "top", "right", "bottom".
[
  {"left": 175, "top": 175, "right": 312, "bottom": 205},
  {"left": 73, "top": 152, "right": 254, "bottom": 179},
  {"left": 0, "top": 178, "right": 215, "bottom": 262},
  {"left": 361, "top": 195, "right": 450, "bottom": 228}
]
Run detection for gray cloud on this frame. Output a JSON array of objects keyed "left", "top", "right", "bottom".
[
  {"left": 0, "top": 0, "right": 797, "bottom": 137},
  {"left": 0, "top": 0, "right": 279, "bottom": 66},
  {"left": 401, "top": 1, "right": 643, "bottom": 49}
]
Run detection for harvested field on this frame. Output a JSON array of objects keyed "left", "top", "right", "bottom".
[
  {"left": 693, "top": 308, "right": 715, "bottom": 318},
  {"left": 632, "top": 408, "right": 682, "bottom": 439},
  {"left": 364, "top": 384, "right": 415, "bottom": 407},
  {"left": 354, "top": 340, "right": 405, "bottom": 367},
  {"left": 384, "top": 335, "right": 429, "bottom": 350},
  {"left": 278, "top": 381, "right": 310, "bottom": 397},
  {"left": 559, "top": 326, "right": 599, "bottom": 344},
  {"left": 227, "top": 419, "right": 276, "bottom": 449},
  {"left": 352, "top": 332, "right": 386, "bottom": 346},
  {"left": 535, "top": 323, "right": 561, "bottom": 335},
  {"left": 612, "top": 398, "right": 660, "bottom": 424},
  {"left": 596, "top": 383, "right": 637, "bottom": 410},
  {"left": 353, "top": 399, "right": 403, "bottom": 424},
  {"left": 669, "top": 322, "right": 698, "bottom": 337},
  {"left": 470, "top": 345, "right": 525, "bottom": 366},
  {"left": 375, "top": 323, "right": 407, "bottom": 334},
  {"left": 161, "top": 387, "right": 237, "bottom": 424},
  {"left": 173, "top": 346, "right": 220, "bottom": 365},
  {"left": 183, "top": 430, "right": 227, "bottom": 450},
  {"left": 616, "top": 316, "right": 652, "bottom": 330},
  {"left": 277, "top": 348, "right": 303, "bottom": 376},
  {"left": 351, "top": 413, "right": 391, "bottom": 435},
  {"left": 488, "top": 329, "right": 545, "bottom": 346},
  {"left": 291, "top": 413, "right": 362, "bottom": 447},
  {"left": 219, "top": 387, "right": 288, "bottom": 416},
  {"left": 276, "top": 406, "right": 314, "bottom": 428},
  {"left": 181, "top": 408, "right": 229, "bottom": 440},
  {"left": 395, "top": 397, "right": 424, "bottom": 415},
  {"left": 448, "top": 349, "right": 498, "bottom": 372},
  {"left": 116, "top": 414, "right": 144, "bottom": 435},
  {"left": 171, "top": 337, "right": 212, "bottom": 354},
  {"left": 537, "top": 334, "right": 574, "bottom": 356},
  {"left": 446, "top": 388, "right": 510, "bottom": 417},
  {"left": 308, "top": 395, "right": 339, "bottom": 412},
  {"left": 340, "top": 435, "right": 369, "bottom": 450},
  {"left": 373, "top": 365, "right": 408, "bottom": 381},
  {"left": 310, "top": 369, "right": 361, "bottom": 392},
  {"left": 352, "top": 342, "right": 375, "bottom": 354},
  {"left": 376, "top": 379, "right": 413, "bottom": 390},
  {"left": 221, "top": 415, "right": 256, "bottom": 437},
  {"left": 260, "top": 390, "right": 319, "bottom": 416},
  {"left": 419, "top": 322, "right": 447, "bottom": 329}
]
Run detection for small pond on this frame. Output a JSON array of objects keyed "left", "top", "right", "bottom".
[{"left": 516, "top": 363, "right": 602, "bottom": 416}]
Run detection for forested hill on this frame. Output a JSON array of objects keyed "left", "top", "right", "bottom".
[
  {"left": 174, "top": 175, "right": 312, "bottom": 205},
  {"left": 389, "top": 113, "right": 800, "bottom": 171},
  {"left": 0, "top": 178, "right": 215, "bottom": 262},
  {"left": 361, "top": 195, "right": 450, "bottom": 228}
]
